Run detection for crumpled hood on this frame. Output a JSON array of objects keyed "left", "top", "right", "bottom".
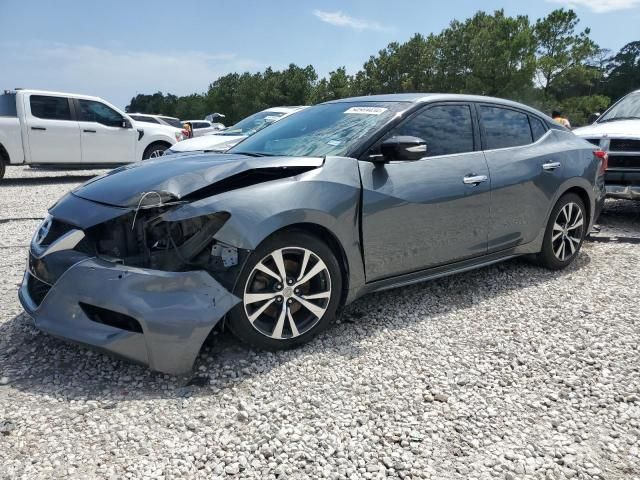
[
  {"left": 573, "top": 119, "right": 640, "bottom": 138},
  {"left": 72, "top": 154, "right": 323, "bottom": 208},
  {"left": 170, "top": 133, "right": 246, "bottom": 152}
]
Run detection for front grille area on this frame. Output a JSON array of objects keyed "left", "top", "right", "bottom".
[
  {"left": 610, "top": 139, "right": 640, "bottom": 152},
  {"left": 608, "top": 155, "right": 640, "bottom": 169},
  {"left": 27, "top": 274, "right": 52, "bottom": 306}
]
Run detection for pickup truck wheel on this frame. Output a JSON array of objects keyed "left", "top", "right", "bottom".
[{"left": 142, "top": 142, "right": 169, "bottom": 160}]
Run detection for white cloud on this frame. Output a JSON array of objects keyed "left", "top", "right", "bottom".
[
  {"left": 546, "top": 0, "right": 640, "bottom": 12},
  {"left": 0, "top": 42, "right": 263, "bottom": 108},
  {"left": 312, "top": 9, "right": 387, "bottom": 31}
]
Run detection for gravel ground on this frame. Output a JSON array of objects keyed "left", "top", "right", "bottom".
[{"left": 1, "top": 166, "right": 639, "bottom": 479}]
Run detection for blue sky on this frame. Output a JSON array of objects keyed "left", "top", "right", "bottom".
[{"left": 1, "top": 0, "right": 639, "bottom": 108}]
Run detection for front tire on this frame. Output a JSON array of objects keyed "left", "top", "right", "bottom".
[
  {"left": 142, "top": 142, "right": 169, "bottom": 160},
  {"left": 535, "top": 193, "right": 587, "bottom": 270},
  {"left": 227, "top": 231, "right": 342, "bottom": 350}
]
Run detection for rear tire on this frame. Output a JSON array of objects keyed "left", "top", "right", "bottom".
[
  {"left": 535, "top": 193, "right": 587, "bottom": 270},
  {"left": 227, "top": 231, "right": 342, "bottom": 350},
  {"left": 142, "top": 142, "right": 169, "bottom": 160}
]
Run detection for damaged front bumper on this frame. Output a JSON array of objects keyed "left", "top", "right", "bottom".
[{"left": 19, "top": 256, "right": 240, "bottom": 375}]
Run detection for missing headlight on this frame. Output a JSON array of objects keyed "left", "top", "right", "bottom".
[{"left": 89, "top": 211, "right": 230, "bottom": 272}]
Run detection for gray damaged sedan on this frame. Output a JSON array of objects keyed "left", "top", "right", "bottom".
[{"left": 20, "top": 94, "right": 607, "bottom": 374}]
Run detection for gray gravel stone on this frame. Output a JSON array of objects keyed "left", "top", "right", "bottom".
[{"left": 1, "top": 170, "right": 639, "bottom": 479}]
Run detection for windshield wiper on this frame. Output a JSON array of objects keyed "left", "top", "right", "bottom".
[
  {"left": 233, "top": 151, "right": 276, "bottom": 157},
  {"left": 599, "top": 116, "right": 640, "bottom": 123}
]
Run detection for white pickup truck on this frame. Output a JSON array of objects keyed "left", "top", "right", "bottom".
[
  {"left": 0, "top": 89, "right": 185, "bottom": 179},
  {"left": 573, "top": 89, "right": 640, "bottom": 200}
]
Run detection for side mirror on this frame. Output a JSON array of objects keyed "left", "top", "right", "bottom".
[
  {"left": 121, "top": 118, "right": 132, "bottom": 129},
  {"left": 588, "top": 112, "right": 601, "bottom": 124},
  {"left": 378, "top": 136, "right": 427, "bottom": 162}
]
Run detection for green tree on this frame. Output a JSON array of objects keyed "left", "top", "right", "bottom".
[
  {"left": 605, "top": 41, "right": 640, "bottom": 101},
  {"left": 534, "top": 9, "right": 599, "bottom": 97}
]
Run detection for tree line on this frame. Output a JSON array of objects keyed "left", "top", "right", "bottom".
[{"left": 126, "top": 9, "right": 640, "bottom": 127}]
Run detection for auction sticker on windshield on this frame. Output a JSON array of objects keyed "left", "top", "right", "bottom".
[{"left": 344, "top": 106, "right": 388, "bottom": 115}]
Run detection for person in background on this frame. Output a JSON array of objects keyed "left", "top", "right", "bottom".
[{"left": 552, "top": 110, "right": 571, "bottom": 129}]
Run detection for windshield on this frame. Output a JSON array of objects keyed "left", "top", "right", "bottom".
[
  {"left": 228, "top": 101, "right": 409, "bottom": 157},
  {"left": 218, "top": 110, "right": 286, "bottom": 136},
  {"left": 598, "top": 92, "right": 640, "bottom": 123},
  {"left": 160, "top": 116, "right": 183, "bottom": 128}
]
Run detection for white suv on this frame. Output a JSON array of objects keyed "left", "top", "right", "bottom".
[{"left": 0, "top": 89, "right": 185, "bottom": 179}]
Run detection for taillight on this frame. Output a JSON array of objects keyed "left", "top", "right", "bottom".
[{"left": 594, "top": 150, "right": 608, "bottom": 175}]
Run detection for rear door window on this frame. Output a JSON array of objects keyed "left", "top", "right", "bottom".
[
  {"left": 391, "top": 104, "right": 475, "bottom": 157},
  {"left": 30, "top": 95, "right": 72, "bottom": 120},
  {"left": 480, "top": 106, "right": 533, "bottom": 149}
]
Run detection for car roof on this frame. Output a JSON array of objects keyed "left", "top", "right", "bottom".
[
  {"left": 325, "top": 93, "right": 550, "bottom": 119},
  {"left": 10, "top": 88, "right": 104, "bottom": 101}
]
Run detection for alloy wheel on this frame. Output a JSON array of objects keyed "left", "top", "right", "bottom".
[
  {"left": 551, "top": 202, "right": 584, "bottom": 261},
  {"left": 243, "top": 247, "right": 332, "bottom": 340},
  {"left": 149, "top": 149, "right": 164, "bottom": 158}
]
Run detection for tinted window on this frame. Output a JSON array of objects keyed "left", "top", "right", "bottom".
[
  {"left": 0, "top": 93, "right": 17, "bottom": 117},
  {"left": 480, "top": 106, "right": 533, "bottom": 149},
  {"left": 78, "top": 100, "right": 123, "bottom": 127},
  {"left": 530, "top": 116, "right": 547, "bottom": 141},
  {"left": 193, "top": 122, "right": 209, "bottom": 129},
  {"left": 392, "top": 104, "right": 474, "bottom": 157},
  {"left": 160, "top": 117, "right": 183, "bottom": 128},
  {"left": 30, "top": 95, "right": 71, "bottom": 120},
  {"left": 130, "top": 115, "right": 159, "bottom": 124}
]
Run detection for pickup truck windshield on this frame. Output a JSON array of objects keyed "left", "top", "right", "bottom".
[
  {"left": 599, "top": 92, "right": 640, "bottom": 123},
  {"left": 229, "top": 102, "right": 409, "bottom": 158},
  {"left": 0, "top": 93, "right": 17, "bottom": 117}
]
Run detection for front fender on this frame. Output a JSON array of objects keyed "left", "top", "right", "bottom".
[{"left": 161, "top": 157, "right": 366, "bottom": 299}]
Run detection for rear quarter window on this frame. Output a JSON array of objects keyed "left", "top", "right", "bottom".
[
  {"left": 0, "top": 93, "right": 17, "bottom": 117},
  {"left": 529, "top": 116, "right": 547, "bottom": 141}
]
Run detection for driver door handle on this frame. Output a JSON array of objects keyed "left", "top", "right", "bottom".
[
  {"left": 542, "top": 162, "right": 561, "bottom": 171},
  {"left": 463, "top": 175, "right": 488, "bottom": 185}
]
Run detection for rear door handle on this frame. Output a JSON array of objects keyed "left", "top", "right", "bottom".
[
  {"left": 83, "top": 129, "right": 97, "bottom": 133},
  {"left": 31, "top": 126, "right": 46, "bottom": 131},
  {"left": 463, "top": 175, "right": 488, "bottom": 185},
  {"left": 542, "top": 162, "right": 561, "bottom": 171}
]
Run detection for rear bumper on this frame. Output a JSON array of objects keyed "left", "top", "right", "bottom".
[{"left": 19, "top": 257, "right": 240, "bottom": 374}]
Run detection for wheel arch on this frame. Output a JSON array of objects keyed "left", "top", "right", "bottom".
[
  {"left": 0, "top": 142, "right": 9, "bottom": 164},
  {"left": 268, "top": 222, "right": 352, "bottom": 308},
  {"left": 142, "top": 140, "right": 172, "bottom": 160},
  {"left": 561, "top": 186, "right": 592, "bottom": 224}
]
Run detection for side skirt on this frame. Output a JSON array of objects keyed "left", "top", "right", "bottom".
[{"left": 359, "top": 248, "right": 523, "bottom": 296}]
